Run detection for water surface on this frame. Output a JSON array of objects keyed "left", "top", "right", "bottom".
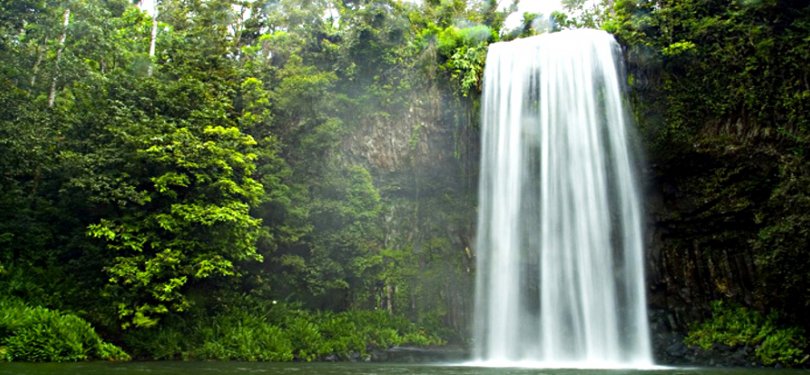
[{"left": 1, "top": 362, "right": 807, "bottom": 375}]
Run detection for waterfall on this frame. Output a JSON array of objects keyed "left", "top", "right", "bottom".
[{"left": 472, "top": 29, "right": 653, "bottom": 368}]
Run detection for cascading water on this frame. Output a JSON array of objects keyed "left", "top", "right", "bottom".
[{"left": 472, "top": 29, "right": 653, "bottom": 368}]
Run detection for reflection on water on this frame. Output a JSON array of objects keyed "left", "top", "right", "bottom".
[{"left": 0, "top": 362, "right": 807, "bottom": 375}]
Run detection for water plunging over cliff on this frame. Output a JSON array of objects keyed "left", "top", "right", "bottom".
[{"left": 472, "top": 29, "right": 653, "bottom": 368}]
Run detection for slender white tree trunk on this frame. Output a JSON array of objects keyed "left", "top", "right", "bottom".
[
  {"left": 30, "top": 44, "right": 43, "bottom": 87},
  {"left": 48, "top": 8, "right": 70, "bottom": 108},
  {"left": 147, "top": 14, "right": 157, "bottom": 76}
]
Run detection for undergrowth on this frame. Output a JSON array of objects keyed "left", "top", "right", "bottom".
[
  {"left": 686, "top": 300, "right": 808, "bottom": 366},
  {"left": 124, "top": 301, "right": 444, "bottom": 361},
  {"left": 0, "top": 298, "right": 129, "bottom": 362}
]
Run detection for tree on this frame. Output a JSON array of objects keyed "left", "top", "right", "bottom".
[{"left": 88, "top": 120, "right": 264, "bottom": 328}]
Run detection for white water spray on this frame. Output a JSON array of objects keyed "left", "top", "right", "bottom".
[{"left": 472, "top": 29, "right": 653, "bottom": 368}]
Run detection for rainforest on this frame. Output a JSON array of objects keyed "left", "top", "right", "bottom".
[{"left": 0, "top": 0, "right": 808, "bottom": 368}]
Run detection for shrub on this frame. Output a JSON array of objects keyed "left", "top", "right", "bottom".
[
  {"left": 0, "top": 298, "right": 129, "bottom": 362},
  {"left": 318, "top": 309, "right": 444, "bottom": 354},
  {"left": 686, "top": 300, "right": 808, "bottom": 366},
  {"left": 126, "top": 310, "right": 295, "bottom": 361},
  {"left": 194, "top": 313, "right": 294, "bottom": 361},
  {"left": 135, "top": 324, "right": 187, "bottom": 360},
  {"left": 285, "top": 316, "right": 326, "bottom": 361},
  {"left": 121, "top": 300, "right": 443, "bottom": 361},
  {"left": 756, "top": 327, "right": 808, "bottom": 366},
  {"left": 317, "top": 313, "right": 365, "bottom": 358},
  {"left": 686, "top": 300, "right": 767, "bottom": 350}
]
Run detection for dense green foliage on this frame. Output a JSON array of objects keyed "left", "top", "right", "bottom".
[
  {"left": 0, "top": 299, "right": 129, "bottom": 362},
  {"left": 687, "top": 301, "right": 807, "bottom": 366},
  {"left": 610, "top": 0, "right": 810, "bottom": 339},
  {"left": 123, "top": 299, "right": 442, "bottom": 361},
  {"left": 0, "top": 0, "right": 495, "bottom": 361}
]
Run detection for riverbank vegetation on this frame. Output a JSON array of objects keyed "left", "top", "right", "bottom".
[
  {"left": 0, "top": 299, "right": 129, "bottom": 362},
  {"left": 686, "top": 301, "right": 807, "bottom": 366},
  {"left": 122, "top": 299, "right": 442, "bottom": 361},
  {"left": 0, "top": 0, "right": 490, "bottom": 361},
  {"left": 0, "top": 0, "right": 808, "bottom": 367}
]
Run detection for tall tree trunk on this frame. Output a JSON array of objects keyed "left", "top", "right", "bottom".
[
  {"left": 147, "top": 14, "right": 157, "bottom": 77},
  {"left": 30, "top": 43, "right": 43, "bottom": 87},
  {"left": 137, "top": 0, "right": 158, "bottom": 77},
  {"left": 386, "top": 284, "right": 394, "bottom": 314},
  {"left": 48, "top": 8, "right": 70, "bottom": 108}
]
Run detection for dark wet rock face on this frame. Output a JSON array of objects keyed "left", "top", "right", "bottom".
[{"left": 338, "top": 81, "right": 479, "bottom": 340}]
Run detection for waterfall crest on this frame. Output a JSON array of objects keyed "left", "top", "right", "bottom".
[{"left": 472, "top": 29, "right": 653, "bottom": 368}]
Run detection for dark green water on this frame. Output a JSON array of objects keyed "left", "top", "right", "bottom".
[{"left": 1, "top": 362, "right": 808, "bottom": 375}]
